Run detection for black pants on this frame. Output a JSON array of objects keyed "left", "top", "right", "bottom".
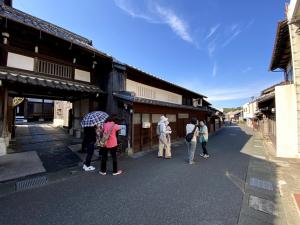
[
  {"left": 201, "top": 141, "right": 208, "bottom": 155},
  {"left": 84, "top": 142, "right": 95, "bottom": 167},
  {"left": 81, "top": 136, "right": 89, "bottom": 152},
  {"left": 101, "top": 147, "right": 118, "bottom": 173}
]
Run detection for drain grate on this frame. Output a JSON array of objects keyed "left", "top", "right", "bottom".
[
  {"left": 249, "top": 195, "right": 278, "bottom": 216},
  {"left": 250, "top": 178, "right": 273, "bottom": 191},
  {"left": 15, "top": 176, "right": 48, "bottom": 191}
]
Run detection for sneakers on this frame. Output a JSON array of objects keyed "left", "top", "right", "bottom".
[
  {"left": 189, "top": 161, "right": 195, "bottom": 165},
  {"left": 99, "top": 171, "right": 107, "bottom": 176},
  {"left": 113, "top": 170, "right": 123, "bottom": 176},
  {"left": 83, "top": 164, "right": 95, "bottom": 171},
  {"left": 165, "top": 156, "right": 172, "bottom": 159},
  {"left": 200, "top": 153, "right": 210, "bottom": 158}
]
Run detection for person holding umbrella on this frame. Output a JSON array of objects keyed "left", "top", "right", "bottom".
[{"left": 81, "top": 111, "right": 109, "bottom": 172}]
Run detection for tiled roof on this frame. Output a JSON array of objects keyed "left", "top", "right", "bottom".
[
  {"left": 270, "top": 20, "right": 291, "bottom": 71},
  {"left": 0, "top": 4, "right": 112, "bottom": 59},
  {"left": 0, "top": 68, "right": 103, "bottom": 93},
  {"left": 261, "top": 81, "right": 285, "bottom": 95},
  {"left": 113, "top": 92, "right": 211, "bottom": 112},
  {"left": 256, "top": 92, "right": 275, "bottom": 103}
]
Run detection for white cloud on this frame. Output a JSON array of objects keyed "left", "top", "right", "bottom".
[
  {"left": 222, "top": 29, "right": 241, "bottom": 47},
  {"left": 206, "top": 88, "right": 256, "bottom": 101},
  {"left": 205, "top": 24, "right": 220, "bottom": 40},
  {"left": 230, "top": 23, "right": 239, "bottom": 31},
  {"left": 208, "top": 40, "right": 217, "bottom": 58},
  {"left": 242, "top": 67, "right": 253, "bottom": 74},
  {"left": 113, "top": 0, "right": 194, "bottom": 44},
  {"left": 174, "top": 77, "right": 280, "bottom": 103},
  {"left": 113, "top": 0, "right": 159, "bottom": 23},
  {"left": 154, "top": 4, "right": 193, "bottom": 43},
  {"left": 212, "top": 62, "right": 217, "bottom": 77},
  {"left": 246, "top": 19, "right": 255, "bottom": 29}
]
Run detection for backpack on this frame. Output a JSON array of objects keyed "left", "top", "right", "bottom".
[
  {"left": 156, "top": 124, "right": 161, "bottom": 136},
  {"left": 185, "top": 125, "right": 197, "bottom": 142},
  {"left": 97, "top": 123, "right": 115, "bottom": 147}
]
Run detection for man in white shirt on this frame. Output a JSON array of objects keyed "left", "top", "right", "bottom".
[{"left": 186, "top": 118, "right": 199, "bottom": 164}]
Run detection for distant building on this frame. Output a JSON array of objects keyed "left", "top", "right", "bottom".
[{"left": 242, "top": 100, "right": 258, "bottom": 128}]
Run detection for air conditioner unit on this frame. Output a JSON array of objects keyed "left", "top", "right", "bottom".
[
  {"left": 198, "top": 99, "right": 203, "bottom": 107},
  {"left": 193, "top": 98, "right": 203, "bottom": 107}
]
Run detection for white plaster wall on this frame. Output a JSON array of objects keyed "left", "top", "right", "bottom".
[
  {"left": 7, "top": 52, "right": 34, "bottom": 71},
  {"left": 288, "top": 5, "right": 300, "bottom": 156},
  {"left": 126, "top": 79, "right": 182, "bottom": 104},
  {"left": 53, "top": 101, "right": 72, "bottom": 127},
  {"left": 74, "top": 69, "right": 90, "bottom": 82},
  {"left": 288, "top": 0, "right": 300, "bottom": 20},
  {"left": 243, "top": 101, "right": 257, "bottom": 120},
  {"left": 275, "top": 84, "right": 299, "bottom": 158}
]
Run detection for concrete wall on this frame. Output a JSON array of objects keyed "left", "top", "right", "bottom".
[
  {"left": 288, "top": 3, "right": 300, "bottom": 155},
  {"left": 275, "top": 84, "right": 299, "bottom": 157}
]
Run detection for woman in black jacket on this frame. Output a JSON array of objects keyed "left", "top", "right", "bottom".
[{"left": 82, "top": 126, "right": 97, "bottom": 171}]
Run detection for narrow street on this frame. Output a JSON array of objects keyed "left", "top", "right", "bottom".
[{"left": 0, "top": 126, "right": 251, "bottom": 225}]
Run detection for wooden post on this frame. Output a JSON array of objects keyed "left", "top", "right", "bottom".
[
  {"left": 150, "top": 113, "right": 152, "bottom": 149},
  {"left": 2, "top": 87, "right": 8, "bottom": 137},
  {"left": 41, "top": 99, "right": 45, "bottom": 121},
  {"left": 139, "top": 113, "right": 142, "bottom": 151}
]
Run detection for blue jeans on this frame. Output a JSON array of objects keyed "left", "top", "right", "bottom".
[{"left": 187, "top": 141, "right": 197, "bottom": 163}]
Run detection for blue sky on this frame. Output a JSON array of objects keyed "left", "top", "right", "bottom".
[{"left": 14, "top": 0, "right": 286, "bottom": 109}]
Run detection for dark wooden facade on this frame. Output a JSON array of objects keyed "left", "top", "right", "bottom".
[{"left": 131, "top": 103, "right": 211, "bottom": 152}]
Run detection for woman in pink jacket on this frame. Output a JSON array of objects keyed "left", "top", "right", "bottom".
[{"left": 99, "top": 116, "right": 122, "bottom": 176}]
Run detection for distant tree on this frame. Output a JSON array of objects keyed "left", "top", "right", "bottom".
[{"left": 223, "top": 107, "right": 242, "bottom": 113}]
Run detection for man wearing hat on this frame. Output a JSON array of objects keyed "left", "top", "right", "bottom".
[{"left": 157, "top": 115, "right": 172, "bottom": 158}]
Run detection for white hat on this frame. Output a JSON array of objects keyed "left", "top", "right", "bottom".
[{"left": 160, "top": 115, "right": 168, "bottom": 122}]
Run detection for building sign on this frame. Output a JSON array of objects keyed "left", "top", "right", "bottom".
[
  {"left": 119, "top": 125, "right": 126, "bottom": 136},
  {"left": 178, "top": 113, "right": 189, "bottom": 119}
]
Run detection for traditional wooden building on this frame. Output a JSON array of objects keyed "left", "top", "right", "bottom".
[
  {"left": 0, "top": 0, "right": 222, "bottom": 156},
  {"left": 0, "top": 0, "right": 112, "bottom": 155},
  {"left": 108, "top": 64, "right": 222, "bottom": 153},
  {"left": 256, "top": 83, "right": 281, "bottom": 145}
]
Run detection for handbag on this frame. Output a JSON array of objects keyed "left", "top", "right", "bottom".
[
  {"left": 98, "top": 123, "right": 115, "bottom": 147},
  {"left": 185, "top": 125, "right": 197, "bottom": 142}
]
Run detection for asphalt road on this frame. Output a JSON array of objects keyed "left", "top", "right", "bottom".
[{"left": 0, "top": 126, "right": 252, "bottom": 225}]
